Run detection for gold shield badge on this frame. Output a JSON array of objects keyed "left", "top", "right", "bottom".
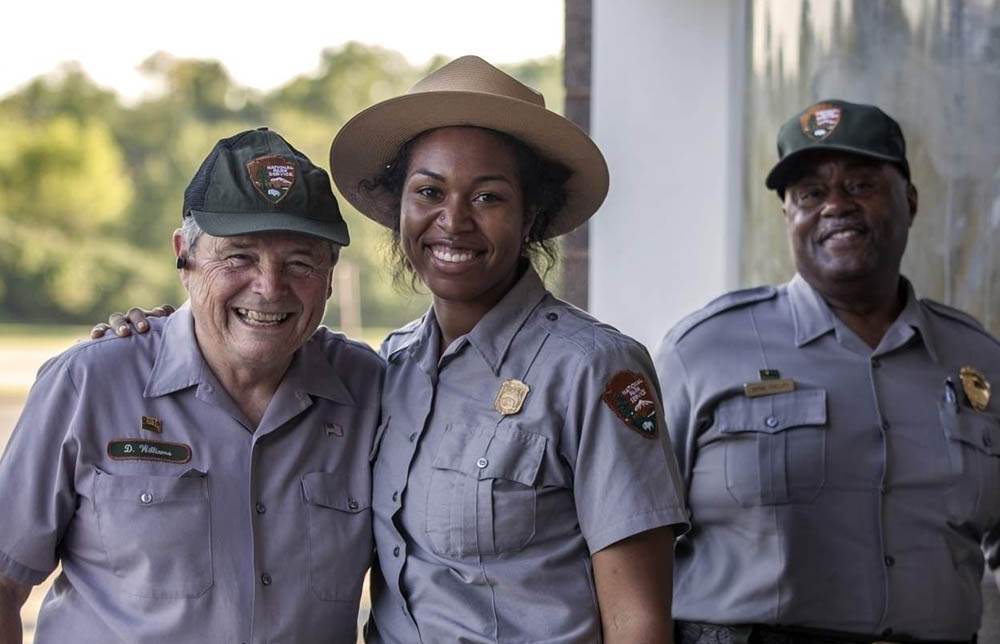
[
  {"left": 959, "top": 366, "right": 991, "bottom": 411},
  {"left": 494, "top": 380, "right": 530, "bottom": 416}
]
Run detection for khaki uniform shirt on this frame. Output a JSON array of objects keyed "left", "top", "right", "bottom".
[
  {"left": 0, "top": 309, "right": 382, "bottom": 644},
  {"left": 655, "top": 275, "right": 1000, "bottom": 640},
  {"left": 367, "top": 268, "right": 688, "bottom": 644}
]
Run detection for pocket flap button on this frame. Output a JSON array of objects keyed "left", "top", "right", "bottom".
[
  {"left": 348, "top": 498, "right": 359, "bottom": 510},
  {"left": 139, "top": 492, "right": 153, "bottom": 504},
  {"left": 476, "top": 457, "right": 489, "bottom": 469},
  {"left": 765, "top": 416, "right": 779, "bottom": 428}
]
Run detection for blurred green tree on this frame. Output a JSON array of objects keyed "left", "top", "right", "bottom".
[{"left": 0, "top": 44, "right": 563, "bottom": 330}]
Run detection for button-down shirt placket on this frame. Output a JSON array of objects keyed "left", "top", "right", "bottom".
[{"left": 370, "top": 268, "right": 688, "bottom": 644}]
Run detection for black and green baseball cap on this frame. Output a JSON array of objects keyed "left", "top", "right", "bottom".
[
  {"left": 765, "top": 99, "right": 909, "bottom": 194},
  {"left": 183, "top": 127, "right": 349, "bottom": 245}
]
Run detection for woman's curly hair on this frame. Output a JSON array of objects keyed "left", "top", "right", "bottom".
[{"left": 360, "top": 127, "right": 572, "bottom": 291}]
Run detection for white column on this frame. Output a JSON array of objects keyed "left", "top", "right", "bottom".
[{"left": 589, "top": 0, "right": 747, "bottom": 350}]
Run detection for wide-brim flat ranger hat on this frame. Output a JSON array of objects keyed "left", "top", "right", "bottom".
[{"left": 329, "top": 55, "right": 609, "bottom": 238}]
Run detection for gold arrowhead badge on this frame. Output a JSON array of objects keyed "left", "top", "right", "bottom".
[
  {"left": 494, "top": 380, "right": 530, "bottom": 416},
  {"left": 959, "top": 366, "right": 991, "bottom": 411}
]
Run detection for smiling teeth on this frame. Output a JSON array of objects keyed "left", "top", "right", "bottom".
[
  {"left": 431, "top": 247, "right": 477, "bottom": 263},
  {"left": 237, "top": 308, "right": 289, "bottom": 324},
  {"left": 828, "top": 230, "right": 861, "bottom": 240}
]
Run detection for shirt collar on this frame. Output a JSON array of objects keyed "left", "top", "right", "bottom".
[
  {"left": 889, "top": 277, "right": 939, "bottom": 363},
  {"left": 393, "top": 266, "right": 548, "bottom": 376},
  {"left": 788, "top": 273, "right": 939, "bottom": 362},
  {"left": 144, "top": 308, "right": 354, "bottom": 404},
  {"left": 789, "top": 274, "right": 838, "bottom": 347},
  {"left": 144, "top": 308, "right": 205, "bottom": 398},
  {"left": 465, "top": 266, "right": 547, "bottom": 374}
]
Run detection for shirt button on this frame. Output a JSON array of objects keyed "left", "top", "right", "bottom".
[
  {"left": 476, "top": 457, "right": 489, "bottom": 468},
  {"left": 261, "top": 573, "right": 272, "bottom": 585},
  {"left": 764, "top": 416, "right": 779, "bottom": 428},
  {"left": 880, "top": 484, "right": 890, "bottom": 494},
  {"left": 393, "top": 546, "right": 400, "bottom": 557},
  {"left": 546, "top": 312, "right": 558, "bottom": 321},
  {"left": 884, "top": 555, "right": 895, "bottom": 567},
  {"left": 392, "top": 491, "right": 399, "bottom": 502},
  {"left": 409, "top": 433, "right": 417, "bottom": 442},
  {"left": 871, "top": 358, "right": 882, "bottom": 368},
  {"left": 139, "top": 492, "right": 153, "bottom": 504},
  {"left": 255, "top": 502, "right": 266, "bottom": 514},
  {"left": 348, "top": 498, "right": 359, "bottom": 510},
  {"left": 881, "top": 420, "right": 890, "bottom": 431}
]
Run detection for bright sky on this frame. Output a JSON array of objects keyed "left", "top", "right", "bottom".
[{"left": 5, "top": 0, "right": 564, "bottom": 100}]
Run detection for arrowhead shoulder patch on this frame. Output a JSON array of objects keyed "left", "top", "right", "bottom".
[{"left": 601, "top": 371, "right": 658, "bottom": 438}]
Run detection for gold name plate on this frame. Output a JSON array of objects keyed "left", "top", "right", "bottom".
[{"left": 743, "top": 378, "right": 796, "bottom": 398}]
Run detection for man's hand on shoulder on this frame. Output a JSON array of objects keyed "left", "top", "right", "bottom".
[{"left": 90, "top": 305, "right": 175, "bottom": 339}]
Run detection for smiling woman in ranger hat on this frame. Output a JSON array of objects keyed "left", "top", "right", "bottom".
[{"left": 330, "top": 55, "right": 688, "bottom": 644}]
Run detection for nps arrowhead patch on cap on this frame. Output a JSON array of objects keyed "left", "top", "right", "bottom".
[
  {"left": 800, "top": 102, "right": 842, "bottom": 140},
  {"left": 601, "top": 371, "right": 658, "bottom": 438},
  {"left": 247, "top": 155, "right": 297, "bottom": 204}
]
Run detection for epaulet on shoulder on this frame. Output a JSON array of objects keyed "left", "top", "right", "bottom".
[
  {"left": 313, "top": 327, "right": 380, "bottom": 360},
  {"left": 382, "top": 316, "right": 422, "bottom": 343},
  {"left": 922, "top": 299, "right": 1000, "bottom": 345},
  {"left": 664, "top": 285, "right": 778, "bottom": 347},
  {"left": 537, "top": 303, "right": 598, "bottom": 353},
  {"left": 380, "top": 316, "right": 426, "bottom": 357}
]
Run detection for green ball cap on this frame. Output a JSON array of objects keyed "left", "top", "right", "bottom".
[
  {"left": 765, "top": 99, "right": 910, "bottom": 193},
  {"left": 184, "top": 127, "right": 350, "bottom": 246}
]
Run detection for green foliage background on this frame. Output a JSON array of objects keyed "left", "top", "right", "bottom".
[{"left": 0, "top": 44, "right": 563, "bottom": 328}]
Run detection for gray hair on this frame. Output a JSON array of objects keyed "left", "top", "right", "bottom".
[{"left": 179, "top": 216, "right": 341, "bottom": 263}]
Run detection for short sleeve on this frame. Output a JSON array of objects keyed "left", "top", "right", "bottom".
[
  {"left": 0, "top": 357, "right": 81, "bottom": 585},
  {"left": 562, "top": 337, "right": 689, "bottom": 555}
]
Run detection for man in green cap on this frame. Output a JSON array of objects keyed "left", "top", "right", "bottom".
[
  {"left": 655, "top": 100, "right": 1000, "bottom": 643},
  {"left": 0, "top": 128, "right": 381, "bottom": 644}
]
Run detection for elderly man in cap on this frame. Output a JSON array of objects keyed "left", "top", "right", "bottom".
[
  {"left": 655, "top": 100, "right": 1000, "bottom": 643},
  {"left": 0, "top": 128, "right": 381, "bottom": 644}
]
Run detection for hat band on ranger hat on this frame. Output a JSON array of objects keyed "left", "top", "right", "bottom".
[{"left": 329, "top": 55, "right": 609, "bottom": 239}]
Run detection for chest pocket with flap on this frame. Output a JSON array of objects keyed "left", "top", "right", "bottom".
[
  {"left": 939, "top": 401, "right": 1000, "bottom": 527},
  {"left": 425, "top": 424, "right": 546, "bottom": 558},
  {"left": 715, "top": 389, "right": 828, "bottom": 507},
  {"left": 301, "top": 471, "right": 373, "bottom": 602},
  {"left": 94, "top": 470, "right": 213, "bottom": 598}
]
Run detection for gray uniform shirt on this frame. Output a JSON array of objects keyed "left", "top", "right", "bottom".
[
  {"left": 0, "top": 309, "right": 383, "bottom": 644},
  {"left": 654, "top": 274, "right": 1000, "bottom": 640},
  {"left": 366, "top": 268, "right": 688, "bottom": 644}
]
